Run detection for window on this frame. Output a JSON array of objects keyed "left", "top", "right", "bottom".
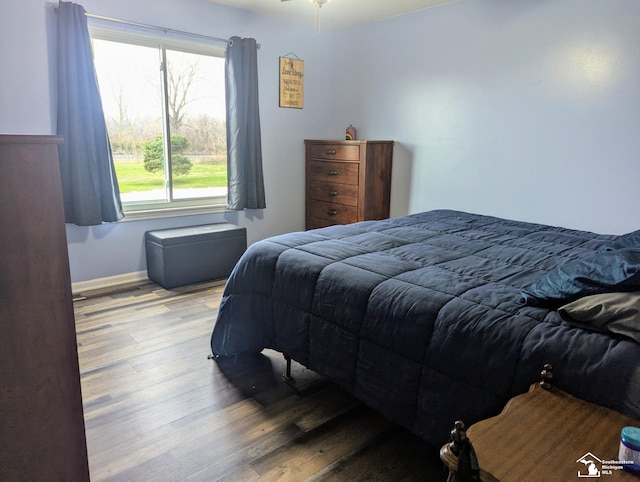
[{"left": 90, "top": 24, "right": 227, "bottom": 216}]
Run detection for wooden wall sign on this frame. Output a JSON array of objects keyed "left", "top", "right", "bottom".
[{"left": 279, "top": 56, "right": 304, "bottom": 109}]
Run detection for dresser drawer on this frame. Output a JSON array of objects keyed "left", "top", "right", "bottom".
[
  {"left": 308, "top": 180, "right": 358, "bottom": 205},
  {"left": 308, "top": 200, "right": 357, "bottom": 225},
  {"left": 308, "top": 144, "right": 360, "bottom": 161},
  {"left": 307, "top": 160, "right": 358, "bottom": 184}
]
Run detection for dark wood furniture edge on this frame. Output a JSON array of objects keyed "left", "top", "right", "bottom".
[{"left": 439, "top": 420, "right": 499, "bottom": 482}]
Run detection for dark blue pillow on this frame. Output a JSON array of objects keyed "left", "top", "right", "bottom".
[{"left": 521, "top": 248, "right": 640, "bottom": 308}]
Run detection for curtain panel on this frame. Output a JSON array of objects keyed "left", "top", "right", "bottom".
[
  {"left": 57, "top": 1, "right": 124, "bottom": 226},
  {"left": 225, "top": 36, "right": 266, "bottom": 210}
]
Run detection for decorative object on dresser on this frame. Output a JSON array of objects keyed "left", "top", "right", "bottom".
[
  {"left": 345, "top": 124, "right": 356, "bottom": 140},
  {"left": 0, "top": 135, "right": 90, "bottom": 480},
  {"left": 304, "top": 139, "right": 393, "bottom": 230}
]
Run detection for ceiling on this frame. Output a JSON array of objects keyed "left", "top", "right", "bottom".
[{"left": 205, "top": 0, "right": 459, "bottom": 29}]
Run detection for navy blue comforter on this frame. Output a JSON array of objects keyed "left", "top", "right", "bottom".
[{"left": 211, "top": 210, "right": 640, "bottom": 446}]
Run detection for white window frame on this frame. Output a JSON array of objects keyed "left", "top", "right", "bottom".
[{"left": 88, "top": 19, "right": 229, "bottom": 220}]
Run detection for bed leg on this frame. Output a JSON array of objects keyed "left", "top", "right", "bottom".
[{"left": 282, "top": 354, "right": 296, "bottom": 385}]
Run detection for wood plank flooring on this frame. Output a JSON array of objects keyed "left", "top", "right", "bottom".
[{"left": 74, "top": 280, "right": 445, "bottom": 481}]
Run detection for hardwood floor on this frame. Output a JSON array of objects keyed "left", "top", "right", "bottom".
[{"left": 74, "top": 280, "right": 445, "bottom": 481}]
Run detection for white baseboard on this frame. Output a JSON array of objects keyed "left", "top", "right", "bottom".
[{"left": 72, "top": 270, "right": 149, "bottom": 295}]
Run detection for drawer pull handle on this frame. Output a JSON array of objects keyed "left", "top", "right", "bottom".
[
  {"left": 327, "top": 209, "right": 338, "bottom": 216},
  {"left": 328, "top": 169, "right": 339, "bottom": 176},
  {"left": 325, "top": 149, "right": 337, "bottom": 155},
  {"left": 328, "top": 191, "right": 339, "bottom": 197}
]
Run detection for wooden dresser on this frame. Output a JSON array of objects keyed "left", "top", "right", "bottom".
[
  {"left": 0, "top": 135, "right": 90, "bottom": 480},
  {"left": 305, "top": 140, "right": 394, "bottom": 230}
]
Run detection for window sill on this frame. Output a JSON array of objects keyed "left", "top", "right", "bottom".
[{"left": 120, "top": 203, "right": 229, "bottom": 222}]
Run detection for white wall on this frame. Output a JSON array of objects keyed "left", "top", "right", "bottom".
[
  {"left": 0, "top": 0, "right": 57, "bottom": 134},
  {"left": 330, "top": 0, "right": 640, "bottom": 234},
  {"left": 2, "top": 0, "right": 639, "bottom": 283}
]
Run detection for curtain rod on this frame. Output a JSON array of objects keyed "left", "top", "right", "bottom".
[{"left": 85, "top": 12, "right": 260, "bottom": 48}]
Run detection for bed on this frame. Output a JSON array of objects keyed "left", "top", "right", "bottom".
[{"left": 210, "top": 209, "right": 640, "bottom": 447}]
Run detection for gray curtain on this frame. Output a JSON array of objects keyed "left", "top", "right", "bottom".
[
  {"left": 57, "top": 1, "right": 124, "bottom": 225},
  {"left": 225, "top": 36, "right": 266, "bottom": 210}
]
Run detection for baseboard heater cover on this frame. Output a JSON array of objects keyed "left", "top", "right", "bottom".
[{"left": 145, "top": 223, "right": 247, "bottom": 289}]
